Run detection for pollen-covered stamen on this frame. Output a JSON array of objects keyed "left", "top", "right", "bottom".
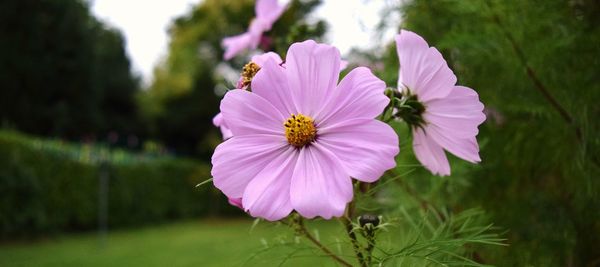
[
  {"left": 240, "top": 62, "right": 261, "bottom": 88},
  {"left": 284, "top": 113, "right": 317, "bottom": 147}
]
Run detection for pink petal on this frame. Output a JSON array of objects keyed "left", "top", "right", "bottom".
[
  {"left": 290, "top": 145, "right": 353, "bottom": 219},
  {"left": 228, "top": 197, "right": 243, "bottom": 209},
  {"left": 242, "top": 146, "right": 297, "bottom": 221},
  {"left": 222, "top": 32, "right": 253, "bottom": 60},
  {"left": 317, "top": 119, "right": 399, "bottom": 182},
  {"left": 285, "top": 40, "right": 341, "bottom": 116},
  {"left": 212, "top": 135, "right": 288, "bottom": 198},
  {"left": 251, "top": 57, "right": 297, "bottom": 115},
  {"left": 251, "top": 51, "right": 283, "bottom": 66},
  {"left": 423, "top": 125, "right": 481, "bottom": 163},
  {"left": 213, "top": 113, "right": 233, "bottom": 139},
  {"left": 424, "top": 86, "right": 486, "bottom": 139},
  {"left": 220, "top": 89, "right": 287, "bottom": 136},
  {"left": 316, "top": 67, "right": 388, "bottom": 126},
  {"left": 255, "top": 0, "right": 286, "bottom": 26},
  {"left": 395, "top": 30, "right": 456, "bottom": 102},
  {"left": 412, "top": 127, "right": 451, "bottom": 176}
]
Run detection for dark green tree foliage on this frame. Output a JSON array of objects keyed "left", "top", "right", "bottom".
[
  {"left": 142, "top": 0, "right": 326, "bottom": 159},
  {"left": 385, "top": 0, "right": 600, "bottom": 265},
  {"left": 0, "top": 0, "right": 140, "bottom": 140}
]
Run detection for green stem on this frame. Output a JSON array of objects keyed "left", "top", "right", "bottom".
[
  {"left": 291, "top": 216, "right": 354, "bottom": 267},
  {"left": 343, "top": 199, "right": 368, "bottom": 267}
]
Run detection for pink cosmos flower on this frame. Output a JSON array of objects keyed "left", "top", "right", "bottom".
[
  {"left": 395, "top": 30, "right": 486, "bottom": 176},
  {"left": 222, "top": 0, "right": 286, "bottom": 60},
  {"left": 212, "top": 40, "right": 399, "bottom": 221}
]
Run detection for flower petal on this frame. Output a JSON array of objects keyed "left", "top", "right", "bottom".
[
  {"left": 317, "top": 119, "right": 399, "bottom": 182},
  {"left": 228, "top": 197, "right": 243, "bottom": 209},
  {"left": 222, "top": 32, "right": 253, "bottom": 60},
  {"left": 251, "top": 52, "right": 283, "bottom": 66},
  {"left": 412, "top": 127, "right": 451, "bottom": 176},
  {"left": 424, "top": 125, "right": 481, "bottom": 163},
  {"left": 213, "top": 113, "right": 233, "bottom": 139},
  {"left": 395, "top": 30, "right": 456, "bottom": 102},
  {"left": 424, "top": 86, "right": 486, "bottom": 139},
  {"left": 255, "top": 0, "right": 286, "bottom": 25},
  {"left": 290, "top": 145, "right": 353, "bottom": 219},
  {"left": 316, "top": 67, "right": 388, "bottom": 126},
  {"left": 212, "top": 135, "right": 288, "bottom": 198},
  {"left": 285, "top": 40, "right": 341, "bottom": 115},
  {"left": 242, "top": 146, "right": 297, "bottom": 221},
  {"left": 220, "top": 89, "right": 286, "bottom": 136},
  {"left": 251, "top": 57, "right": 297, "bottom": 115}
]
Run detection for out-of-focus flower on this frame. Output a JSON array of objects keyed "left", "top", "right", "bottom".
[
  {"left": 237, "top": 52, "right": 283, "bottom": 89},
  {"left": 212, "top": 40, "right": 399, "bottom": 221},
  {"left": 222, "top": 0, "right": 286, "bottom": 60},
  {"left": 395, "top": 30, "right": 485, "bottom": 176},
  {"left": 214, "top": 52, "right": 283, "bottom": 140}
]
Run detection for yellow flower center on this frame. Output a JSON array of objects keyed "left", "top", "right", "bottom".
[
  {"left": 284, "top": 113, "right": 317, "bottom": 147},
  {"left": 240, "top": 62, "right": 261, "bottom": 88}
]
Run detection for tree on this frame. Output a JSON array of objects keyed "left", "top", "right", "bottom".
[{"left": 0, "top": 0, "right": 141, "bottom": 141}]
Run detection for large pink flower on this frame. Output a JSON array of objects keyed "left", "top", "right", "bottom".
[
  {"left": 395, "top": 30, "right": 486, "bottom": 176},
  {"left": 222, "top": 0, "right": 286, "bottom": 60},
  {"left": 212, "top": 40, "right": 399, "bottom": 220}
]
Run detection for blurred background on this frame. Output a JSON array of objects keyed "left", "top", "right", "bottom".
[{"left": 0, "top": 0, "right": 598, "bottom": 266}]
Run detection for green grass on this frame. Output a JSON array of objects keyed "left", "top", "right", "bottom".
[{"left": 0, "top": 219, "right": 352, "bottom": 267}]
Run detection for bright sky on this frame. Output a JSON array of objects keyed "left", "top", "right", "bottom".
[{"left": 91, "top": 0, "right": 396, "bottom": 84}]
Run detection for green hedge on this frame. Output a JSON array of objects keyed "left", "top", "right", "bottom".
[{"left": 0, "top": 131, "right": 239, "bottom": 239}]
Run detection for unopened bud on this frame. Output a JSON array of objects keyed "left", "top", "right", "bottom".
[{"left": 359, "top": 214, "right": 380, "bottom": 227}]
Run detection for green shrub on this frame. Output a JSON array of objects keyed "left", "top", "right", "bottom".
[{"left": 0, "top": 131, "right": 239, "bottom": 239}]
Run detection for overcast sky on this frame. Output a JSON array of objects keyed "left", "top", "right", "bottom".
[{"left": 91, "top": 0, "right": 396, "bottom": 84}]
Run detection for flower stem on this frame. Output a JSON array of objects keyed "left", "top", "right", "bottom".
[
  {"left": 343, "top": 200, "right": 368, "bottom": 267},
  {"left": 291, "top": 216, "right": 353, "bottom": 267},
  {"left": 485, "top": 1, "right": 582, "bottom": 143}
]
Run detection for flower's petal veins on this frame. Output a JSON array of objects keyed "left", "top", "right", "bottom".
[
  {"left": 220, "top": 89, "right": 287, "bottom": 136},
  {"left": 212, "top": 135, "right": 288, "bottom": 198},
  {"left": 255, "top": 0, "right": 286, "bottom": 25},
  {"left": 252, "top": 57, "right": 297, "bottom": 115},
  {"left": 242, "top": 146, "right": 297, "bottom": 221},
  {"left": 413, "top": 127, "right": 451, "bottom": 176},
  {"left": 424, "top": 86, "right": 486, "bottom": 139},
  {"left": 285, "top": 40, "right": 341, "bottom": 115},
  {"left": 290, "top": 145, "right": 353, "bottom": 219},
  {"left": 316, "top": 67, "right": 388, "bottom": 126},
  {"left": 317, "top": 119, "right": 399, "bottom": 182},
  {"left": 251, "top": 52, "right": 283, "bottom": 66},
  {"left": 395, "top": 30, "right": 456, "bottom": 102},
  {"left": 222, "top": 32, "right": 253, "bottom": 60}
]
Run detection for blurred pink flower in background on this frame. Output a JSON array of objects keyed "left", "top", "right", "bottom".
[
  {"left": 222, "top": 0, "right": 286, "bottom": 60},
  {"left": 214, "top": 52, "right": 283, "bottom": 140},
  {"left": 395, "top": 30, "right": 485, "bottom": 176},
  {"left": 212, "top": 40, "right": 399, "bottom": 220}
]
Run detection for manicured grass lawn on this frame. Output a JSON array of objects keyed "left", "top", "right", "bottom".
[{"left": 0, "top": 219, "right": 352, "bottom": 267}]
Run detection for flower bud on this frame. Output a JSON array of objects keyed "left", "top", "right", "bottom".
[{"left": 359, "top": 214, "right": 380, "bottom": 227}]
